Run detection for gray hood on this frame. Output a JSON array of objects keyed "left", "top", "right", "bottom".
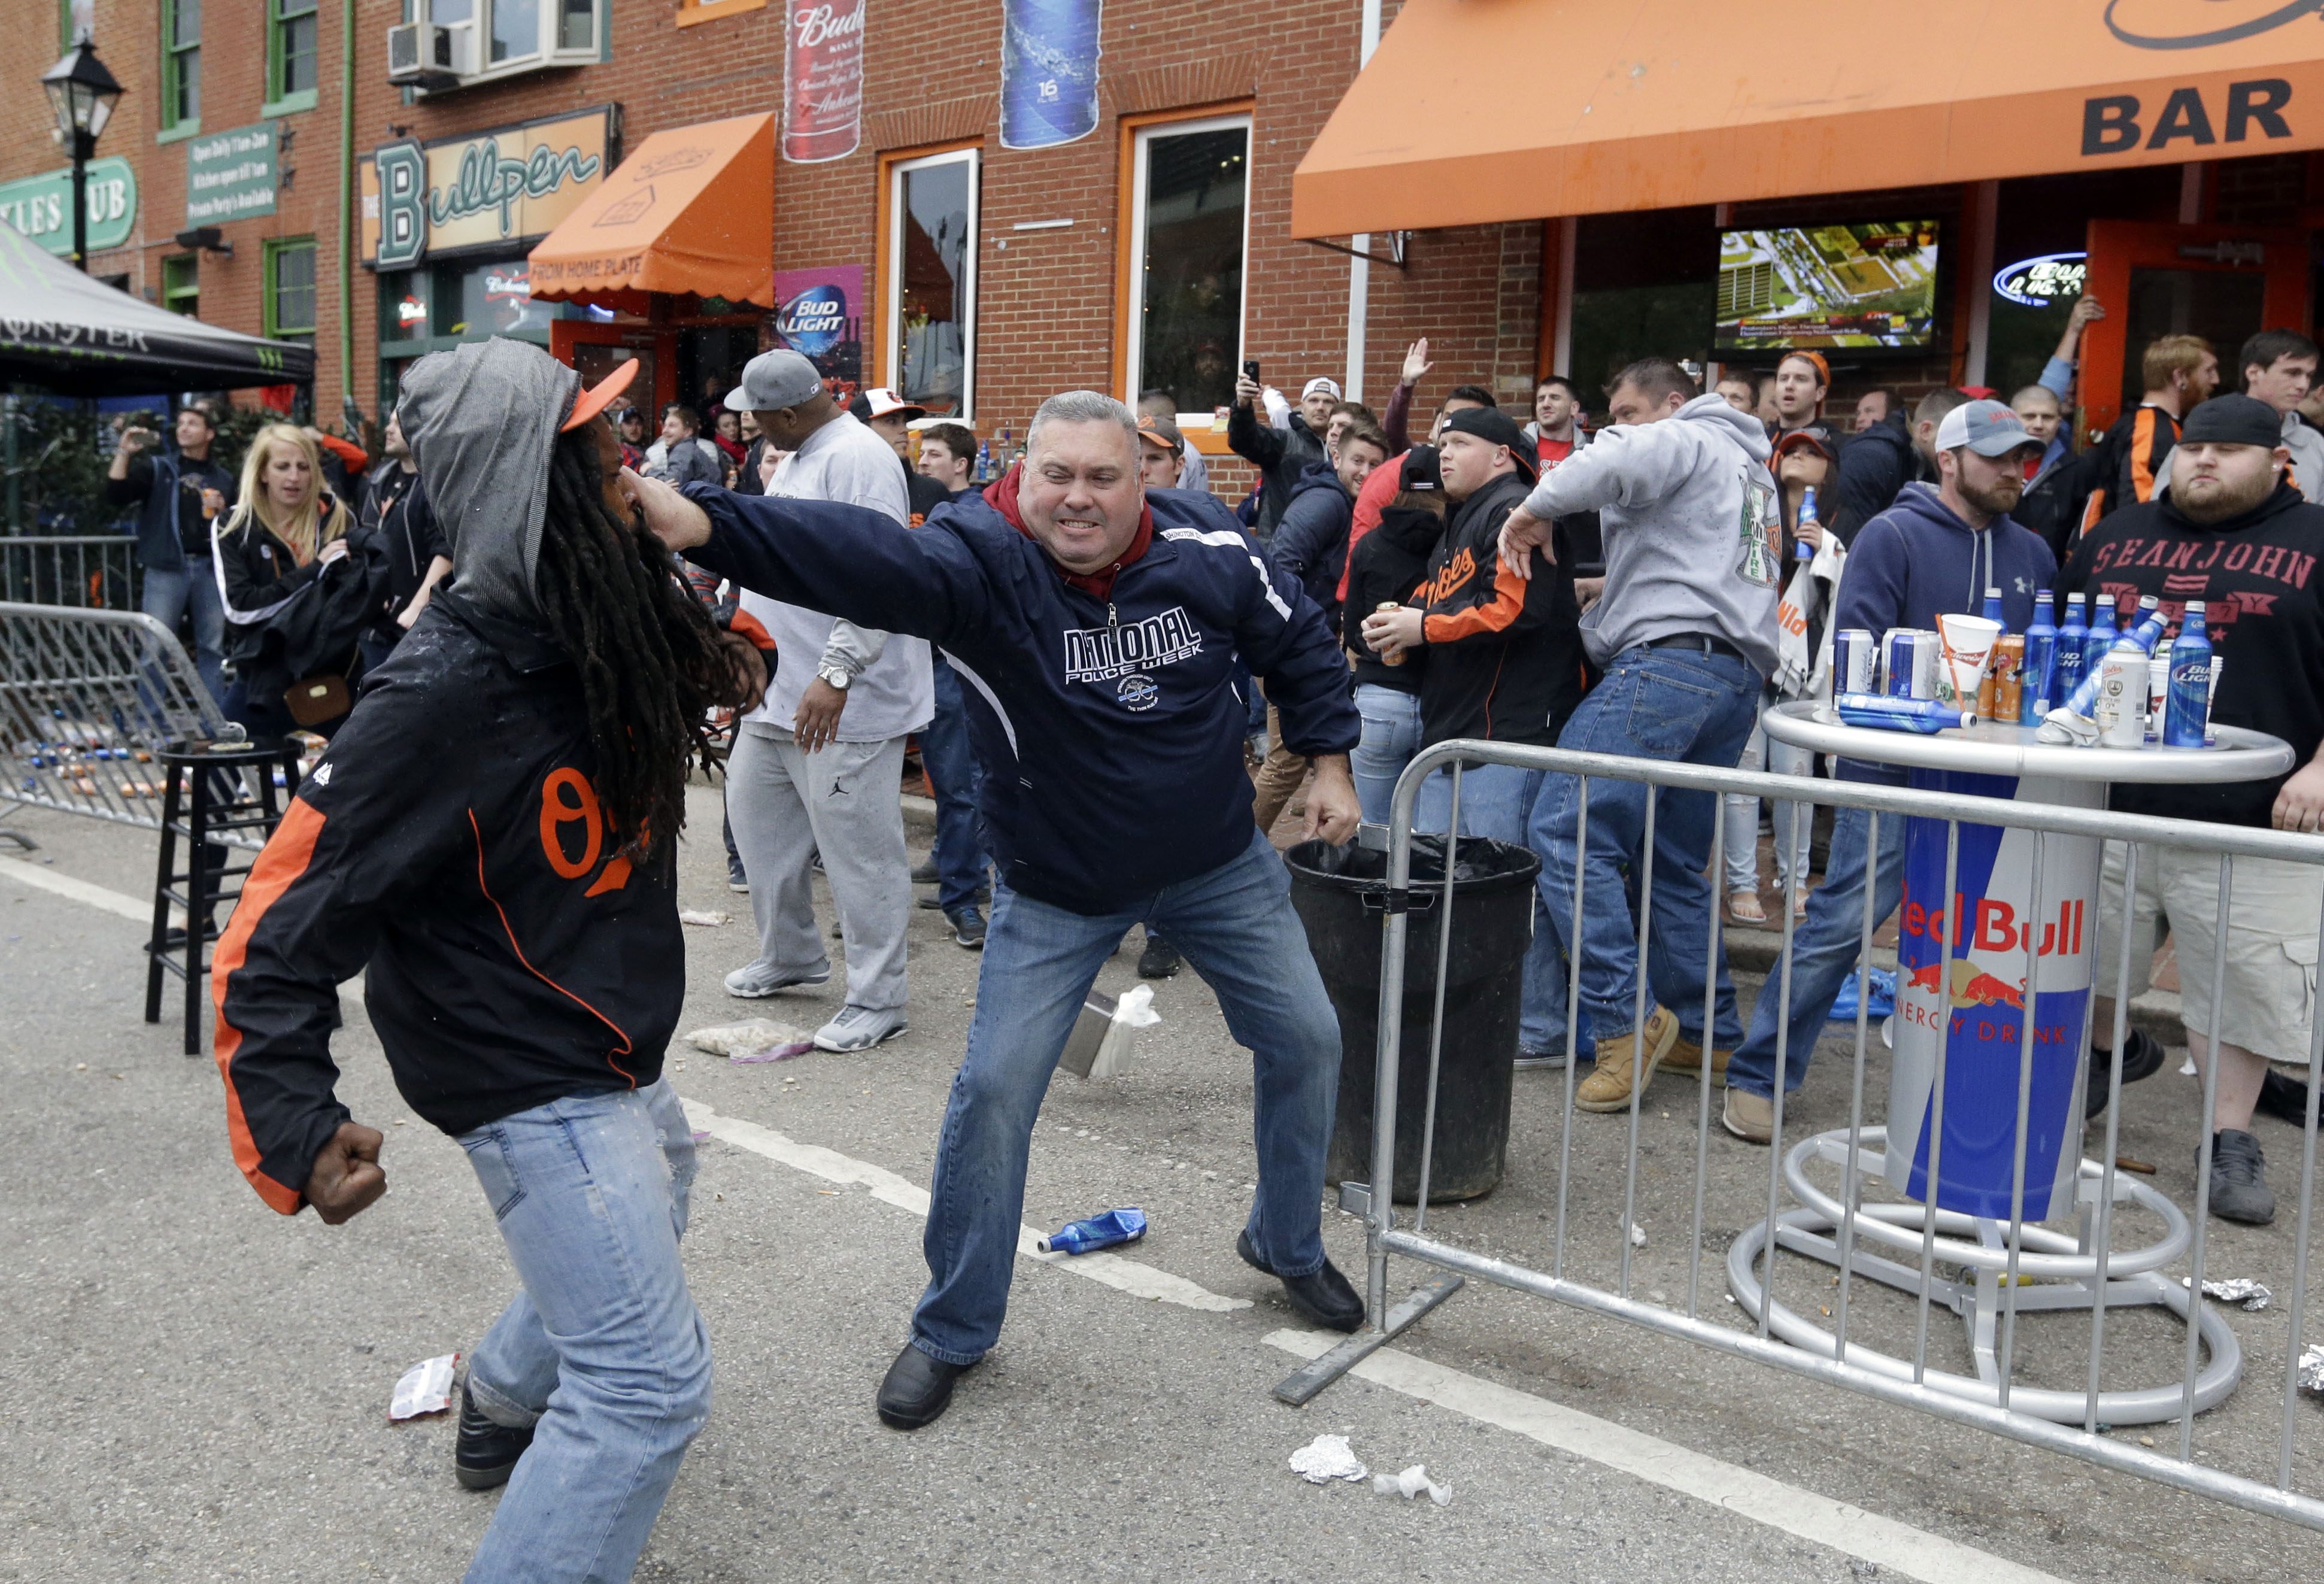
[{"left": 399, "top": 337, "right": 579, "bottom": 626}]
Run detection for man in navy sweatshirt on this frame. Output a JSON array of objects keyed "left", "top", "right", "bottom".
[
  {"left": 624, "top": 390, "right": 1366, "bottom": 1430},
  {"left": 1721, "top": 399, "right": 2054, "bottom": 1142}
]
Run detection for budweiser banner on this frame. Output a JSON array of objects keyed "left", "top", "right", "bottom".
[
  {"left": 783, "top": 1, "right": 866, "bottom": 163},
  {"left": 1000, "top": 0, "right": 1103, "bottom": 151}
]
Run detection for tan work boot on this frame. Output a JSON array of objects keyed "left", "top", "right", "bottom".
[
  {"left": 1664, "top": 1033, "right": 1731, "bottom": 1085},
  {"left": 1574, "top": 1005, "right": 1680, "bottom": 1112},
  {"left": 1722, "top": 1087, "right": 1774, "bottom": 1144}
]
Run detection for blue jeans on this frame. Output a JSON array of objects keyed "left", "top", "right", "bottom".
[
  {"left": 1728, "top": 804, "right": 1907, "bottom": 1099},
  {"left": 912, "top": 827, "right": 1340, "bottom": 1364},
  {"left": 924, "top": 659, "right": 989, "bottom": 911},
  {"left": 141, "top": 557, "right": 226, "bottom": 704},
  {"left": 1534, "top": 644, "right": 1761, "bottom": 1039},
  {"left": 459, "top": 1081, "right": 710, "bottom": 1584},
  {"left": 1351, "top": 683, "right": 1423, "bottom": 825}
]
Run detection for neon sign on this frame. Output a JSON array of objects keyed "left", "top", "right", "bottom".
[{"left": 1992, "top": 251, "right": 2087, "bottom": 308}]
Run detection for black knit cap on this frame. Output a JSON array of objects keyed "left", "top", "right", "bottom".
[
  {"left": 2180, "top": 393, "right": 2285, "bottom": 450},
  {"left": 1439, "top": 406, "right": 1538, "bottom": 480}
]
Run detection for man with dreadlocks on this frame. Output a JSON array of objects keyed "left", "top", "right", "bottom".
[{"left": 211, "top": 339, "right": 761, "bottom": 1581}]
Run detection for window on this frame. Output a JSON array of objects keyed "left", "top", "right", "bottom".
[
  {"left": 162, "top": 0, "right": 201, "bottom": 132},
  {"left": 423, "top": 0, "right": 599, "bottom": 75},
  {"left": 884, "top": 147, "right": 978, "bottom": 417},
  {"left": 1122, "top": 114, "right": 1249, "bottom": 417},
  {"left": 263, "top": 238, "right": 317, "bottom": 348},
  {"left": 268, "top": 0, "right": 317, "bottom": 110},
  {"left": 161, "top": 254, "right": 199, "bottom": 317}
]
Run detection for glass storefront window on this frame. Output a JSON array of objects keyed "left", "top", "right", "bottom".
[
  {"left": 1568, "top": 206, "right": 1716, "bottom": 406},
  {"left": 1126, "top": 116, "right": 1248, "bottom": 416},
  {"left": 1985, "top": 169, "right": 2179, "bottom": 405},
  {"left": 490, "top": 0, "right": 538, "bottom": 63},
  {"left": 885, "top": 148, "right": 976, "bottom": 416}
]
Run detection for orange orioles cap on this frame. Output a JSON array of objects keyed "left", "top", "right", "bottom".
[{"left": 561, "top": 357, "right": 641, "bottom": 433}]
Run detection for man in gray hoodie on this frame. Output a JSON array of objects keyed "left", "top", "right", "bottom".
[{"left": 1500, "top": 357, "right": 1781, "bottom": 1113}]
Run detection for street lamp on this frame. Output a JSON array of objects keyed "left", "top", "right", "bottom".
[{"left": 40, "top": 40, "right": 124, "bottom": 274}]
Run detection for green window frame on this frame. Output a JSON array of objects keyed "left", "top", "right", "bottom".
[
  {"left": 161, "top": 254, "right": 199, "bottom": 317},
  {"left": 265, "top": 0, "right": 318, "bottom": 116},
  {"left": 161, "top": 0, "right": 201, "bottom": 135},
  {"left": 262, "top": 237, "right": 317, "bottom": 347}
]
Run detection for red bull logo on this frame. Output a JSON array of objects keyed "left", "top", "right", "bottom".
[
  {"left": 1902, "top": 958, "right": 2028, "bottom": 1011},
  {"left": 1900, "top": 895, "right": 2085, "bottom": 960}
]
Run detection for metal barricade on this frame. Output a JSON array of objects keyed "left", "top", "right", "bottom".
[
  {"left": 1, "top": 536, "right": 143, "bottom": 611},
  {"left": 1279, "top": 736, "right": 2324, "bottom": 1534},
  {"left": 1, "top": 600, "right": 241, "bottom": 840}
]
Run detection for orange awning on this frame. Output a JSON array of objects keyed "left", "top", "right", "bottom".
[
  {"left": 529, "top": 112, "right": 773, "bottom": 312},
  {"left": 1293, "top": 1, "right": 2324, "bottom": 237}
]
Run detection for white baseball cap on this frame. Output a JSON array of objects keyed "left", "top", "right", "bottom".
[
  {"left": 1301, "top": 377, "right": 1343, "bottom": 401},
  {"left": 851, "top": 387, "right": 927, "bottom": 422}
]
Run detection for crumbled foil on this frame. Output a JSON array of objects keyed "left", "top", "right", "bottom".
[
  {"left": 2299, "top": 1345, "right": 2324, "bottom": 1395},
  {"left": 2183, "top": 1276, "right": 2273, "bottom": 1311},
  {"left": 1290, "top": 1434, "right": 1367, "bottom": 1484}
]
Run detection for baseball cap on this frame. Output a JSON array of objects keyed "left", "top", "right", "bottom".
[
  {"left": 1438, "top": 406, "right": 1539, "bottom": 480},
  {"left": 724, "top": 348, "right": 826, "bottom": 413},
  {"left": 1136, "top": 413, "right": 1184, "bottom": 452},
  {"left": 1398, "top": 445, "right": 1443, "bottom": 493},
  {"left": 1934, "top": 398, "right": 2041, "bottom": 459},
  {"left": 849, "top": 386, "right": 927, "bottom": 423},
  {"left": 1300, "top": 376, "right": 1343, "bottom": 402},
  {"left": 2179, "top": 393, "right": 2286, "bottom": 450},
  {"left": 1778, "top": 350, "right": 1831, "bottom": 388},
  {"left": 560, "top": 356, "right": 640, "bottom": 433}
]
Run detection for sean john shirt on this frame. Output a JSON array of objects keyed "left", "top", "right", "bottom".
[{"left": 2058, "top": 481, "right": 2324, "bottom": 828}]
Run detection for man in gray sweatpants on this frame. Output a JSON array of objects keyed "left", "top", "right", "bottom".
[{"left": 720, "top": 350, "right": 934, "bottom": 1052}]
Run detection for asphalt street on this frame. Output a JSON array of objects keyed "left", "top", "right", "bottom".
[{"left": 2, "top": 787, "right": 2322, "bottom": 1582}]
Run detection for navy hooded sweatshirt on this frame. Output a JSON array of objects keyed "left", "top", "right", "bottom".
[
  {"left": 684, "top": 466, "right": 1360, "bottom": 915},
  {"left": 1270, "top": 460, "right": 1355, "bottom": 636},
  {"left": 1831, "top": 481, "right": 2056, "bottom": 784}
]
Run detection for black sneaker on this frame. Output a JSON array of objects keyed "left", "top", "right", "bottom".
[
  {"left": 1236, "top": 1229, "right": 1364, "bottom": 1332},
  {"left": 454, "top": 1384, "right": 535, "bottom": 1491},
  {"left": 911, "top": 857, "right": 939, "bottom": 885},
  {"left": 2255, "top": 1069, "right": 2315, "bottom": 1129},
  {"left": 2085, "top": 1027, "right": 2168, "bottom": 1118},
  {"left": 1137, "top": 933, "right": 1180, "bottom": 979},
  {"left": 919, "top": 884, "right": 990, "bottom": 911},
  {"left": 727, "top": 868, "right": 750, "bottom": 894},
  {"left": 946, "top": 905, "right": 987, "bottom": 949},
  {"left": 2204, "top": 1130, "right": 2275, "bottom": 1226}
]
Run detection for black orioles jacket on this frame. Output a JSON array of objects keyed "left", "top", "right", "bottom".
[{"left": 212, "top": 587, "right": 682, "bottom": 1214}]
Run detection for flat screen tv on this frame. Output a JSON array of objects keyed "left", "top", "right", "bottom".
[{"left": 1713, "top": 220, "right": 1941, "bottom": 353}]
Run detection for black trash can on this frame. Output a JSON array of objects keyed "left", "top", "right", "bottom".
[{"left": 1286, "top": 835, "right": 1541, "bottom": 1203}]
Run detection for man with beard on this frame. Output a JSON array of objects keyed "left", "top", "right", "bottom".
[
  {"left": 1719, "top": 400, "right": 2053, "bottom": 1142},
  {"left": 2059, "top": 395, "right": 2324, "bottom": 1224}
]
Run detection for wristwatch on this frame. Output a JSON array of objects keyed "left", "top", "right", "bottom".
[{"left": 814, "top": 663, "right": 852, "bottom": 691}]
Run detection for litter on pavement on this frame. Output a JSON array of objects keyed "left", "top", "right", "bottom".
[
  {"left": 2299, "top": 1345, "right": 2324, "bottom": 1395},
  {"left": 677, "top": 909, "right": 731, "bottom": 927},
  {"left": 1036, "top": 1207, "right": 1147, "bottom": 1255},
  {"left": 1373, "top": 1464, "right": 1453, "bottom": 1506},
  {"left": 1288, "top": 1434, "right": 1368, "bottom": 1485},
  {"left": 389, "top": 1354, "right": 460, "bottom": 1422},
  {"left": 685, "top": 1019, "right": 816, "bottom": 1063},
  {"left": 1057, "top": 984, "right": 1163, "bottom": 1079},
  {"left": 2184, "top": 1277, "right": 2272, "bottom": 1310}
]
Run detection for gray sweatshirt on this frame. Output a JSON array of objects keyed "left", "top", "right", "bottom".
[{"left": 1521, "top": 393, "right": 1781, "bottom": 677}]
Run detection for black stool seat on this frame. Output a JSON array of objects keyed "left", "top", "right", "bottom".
[{"left": 145, "top": 736, "right": 304, "bottom": 1056}]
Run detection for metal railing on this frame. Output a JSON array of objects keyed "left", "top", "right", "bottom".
[
  {"left": 2, "top": 601, "right": 243, "bottom": 840},
  {"left": 1, "top": 535, "right": 142, "bottom": 611},
  {"left": 1281, "top": 736, "right": 2324, "bottom": 1534}
]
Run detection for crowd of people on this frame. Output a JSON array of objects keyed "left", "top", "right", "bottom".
[{"left": 108, "top": 307, "right": 2316, "bottom": 1579}]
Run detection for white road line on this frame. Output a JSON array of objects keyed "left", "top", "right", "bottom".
[
  {"left": 0, "top": 854, "right": 175, "bottom": 924},
  {"left": 1265, "top": 1328, "right": 2067, "bottom": 1584},
  {"left": 681, "top": 1097, "right": 1248, "bottom": 1313}
]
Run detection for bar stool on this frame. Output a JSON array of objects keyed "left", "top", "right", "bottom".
[{"left": 145, "top": 737, "right": 302, "bottom": 1056}]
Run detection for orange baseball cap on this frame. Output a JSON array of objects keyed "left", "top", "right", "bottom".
[{"left": 561, "top": 357, "right": 641, "bottom": 433}]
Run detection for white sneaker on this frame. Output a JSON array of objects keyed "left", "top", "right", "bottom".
[
  {"left": 814, "top": 1004, "right": 908, "bottom": 1052},
  {"left": 724, "top": 960, "right": 831, "bottom": 999}
]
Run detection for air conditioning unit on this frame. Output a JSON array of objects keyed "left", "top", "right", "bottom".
[{"left": 386, "top": 20, "right": 474, "bottom": 87}]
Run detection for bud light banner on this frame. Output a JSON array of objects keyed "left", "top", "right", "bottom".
[
  {"left": 770, "top": 266, "right": 864, "bottom": 393},
  {"left": 784, "top": 1, "right": 866, "bottom": 164},
  {"left": 1001, "top": 0, "right": 1103, "bottom": 151},
  {"left": 1886, "top": 770, "right": 2104, "bottom": 1222}
]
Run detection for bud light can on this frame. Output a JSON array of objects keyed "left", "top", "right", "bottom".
[
  {"left": 1001, "top": 0, "right": 1104, "bottom": 151},
  {"left": 783, "top": 1, "right": 866, "bottom": 163},
  {"left": 1834, "top": 629, "right": 1873, "bottom": 694}
]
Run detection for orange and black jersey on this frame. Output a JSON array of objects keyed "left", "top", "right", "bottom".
[
  {"left": 1410, "top": 470, "right": 1583, "bottom": 748},
  {"left": 2079, "top": 403, "right": 2181, "bottom": 541},
  {"left": 211, "top": 588, "right": 682, "bottom": 1215}
]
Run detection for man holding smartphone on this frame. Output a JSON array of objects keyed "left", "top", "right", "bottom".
[
  {"left": 1227, "top": 360, "right": 1335, "bottom": 539},
  {"left": 104, "top": 406, "right": 236, "bottom": 703}
]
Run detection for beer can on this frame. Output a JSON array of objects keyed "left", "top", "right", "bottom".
[
  {"left": 782, "top": 0, "right": 867, "bottom": 163},
  {"left": 1912, "top": 630, "right": 1942, "bottom": 700},
  {"left": 2204, "top": 654, "right": 2223, "bottom": 745},
  {"left": 2146, "top": 656, "right": 2169, "bottom": 743},
  {"left": 2095, "top": 650, "right": 2146, "bottom": 747},
  {"left": 1375, "top": 602, "right": 1406, "bottom": 666},
  {"left": 1882, "top": 630, "right": 1916, "bottom": 696},
  {"left": 1991, "top": 636, "right": 2023, "bottom": 725},
  {"left": 1000, "top": 0, "right": 1105, "bottom": 151},
  {"left": 1834, "top": 629, "right": 1873, "bottom": 694}
]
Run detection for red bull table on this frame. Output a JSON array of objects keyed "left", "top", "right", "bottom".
[{"left": 1727, "top": 702, "right": 2294, "bottom": 1424}]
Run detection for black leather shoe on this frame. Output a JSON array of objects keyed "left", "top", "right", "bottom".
[
  {"left": 2086, "top": 1028, "right": 2168, "bottom": 1118},
  {"left": 1137, "top": 933, "right": 1181, "bottom": 979},
  {"left": 454, "top": 1384, "right": 535, "bottom": 1491},
  {"left": 877, "top": 1344, "right": 973, "bottom": 1430},
  {"left": 1237, "top": 1229, "right": 1365, "bottom": 1333},
  {"left": 2256, "top": 1069, "right": 2315, "bottom": 1128}
]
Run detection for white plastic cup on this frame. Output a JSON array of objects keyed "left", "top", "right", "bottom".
[{"left": 1934, "top": 613, "right": 2000, "bottom": 710}]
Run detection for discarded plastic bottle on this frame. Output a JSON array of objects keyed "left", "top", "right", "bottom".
[
  {"left": 1835, "top": 693, "right": 1973, "bottom": 734},
  {"left": 1036, "top": 1207, "right": 1147, "bottom": 1255}
]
